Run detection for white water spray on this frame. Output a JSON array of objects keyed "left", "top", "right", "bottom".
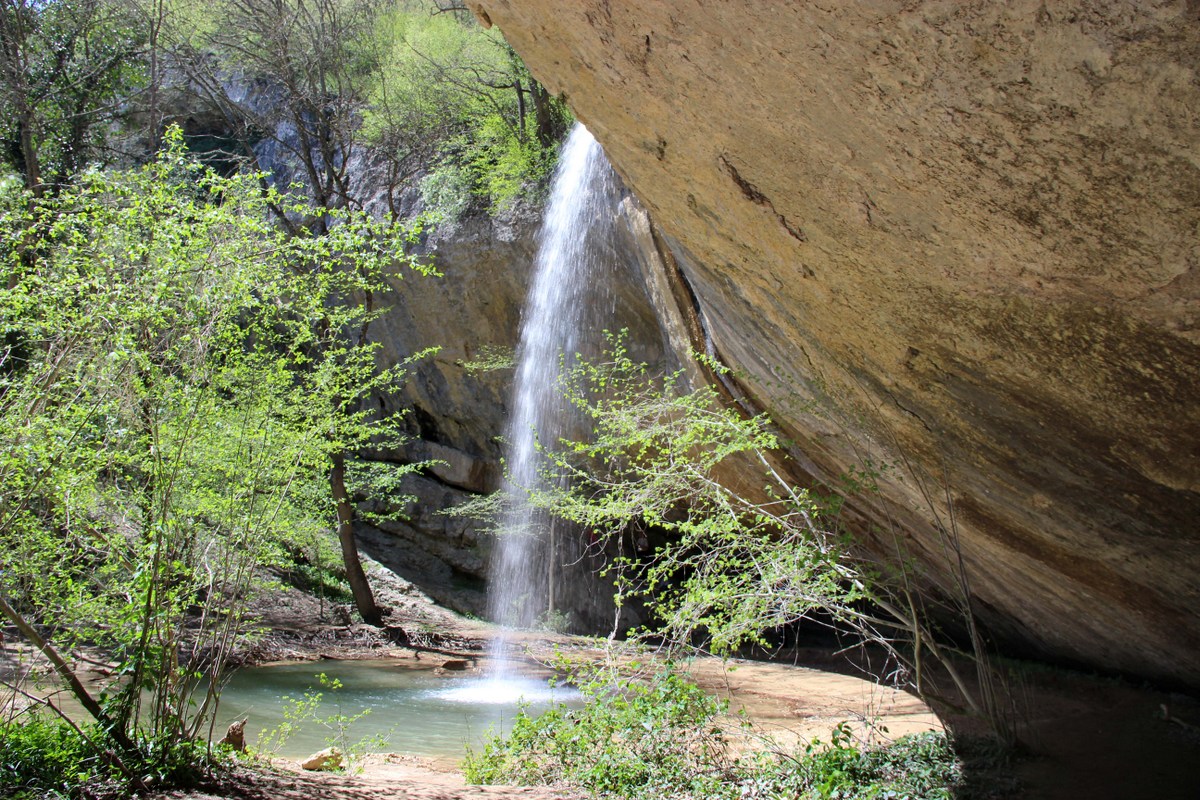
[{"left": 487, "top": 124, "right": 622, "bottom": 671}]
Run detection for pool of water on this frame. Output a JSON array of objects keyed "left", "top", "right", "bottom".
[{"left": 213, "top": 659, "right": 577, "bottom": 762}]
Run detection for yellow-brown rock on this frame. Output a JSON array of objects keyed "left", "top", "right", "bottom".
[{"left": 474, "top": 1, "right": 1200, "bottom": 686}]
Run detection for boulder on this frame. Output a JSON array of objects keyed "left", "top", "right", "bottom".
[{"left": 300, "top": 746, "right": 344, "bottom": 772}]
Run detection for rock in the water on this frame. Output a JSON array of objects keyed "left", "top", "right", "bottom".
[{"left": 300, "top": 746, "right": 344, "bottom": 771}]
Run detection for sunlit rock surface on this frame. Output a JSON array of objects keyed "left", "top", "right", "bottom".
[{"left": 471, "top": 0, "right": 1200, "bottom": 686}]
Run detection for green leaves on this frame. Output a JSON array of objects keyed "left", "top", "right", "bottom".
[
  {"left": 464, "top": 665, "right": 732, "bottom": 797},
  {"left": 511, "top": 332, "right": 862, "bottom": 656},
  {"left": 465, "top": 665, "right": 963, "bottom": 799},
  {"left": 0, "top": 0, "right": 148, "bottom": 191},
  {"left": 0, "top": 128, "right": 430, "bottom": 785},
  {"left": 365, "top": 7, "right": 570, "bottom": 218}
]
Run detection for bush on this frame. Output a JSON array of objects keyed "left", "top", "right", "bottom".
[
  {"left": 464, "top": 666, "right": 963, "bottom": 800},
  {"left": 0, "top": 715, "right": 212, "bottom": 798},
  {"left": 464, "top": 666, "right": 734, "bottom": 798},
  {"left": 0, "top": 716, "right": 104, "bottom": 798},
  {"left": 744, "top": 726, "right": 961, "bottom": 800}
]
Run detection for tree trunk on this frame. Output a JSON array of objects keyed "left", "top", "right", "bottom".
[
  {"left": 0, "top": 593, "right": 142, "bottom": 772},
  {"left": 16, "top": 114, "right": 41, "bottom": 196},
  {"left": 530, "top": 78, "right": 556, "bottom": 149},
  {"left": 330, "top": 450, "right": 382, "bottom": 625}
]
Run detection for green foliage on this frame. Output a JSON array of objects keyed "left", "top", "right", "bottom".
[
  {"left": 418, "top": 152, "right": 475, "bottom": 223},
  {"left": 0, "top": 127, "right": 430, "bottom": 789},
  {"left": 464, "top": 666, "right": 733, "bottom": 797},
  {"left": 0, "top": 0, "right": 570, "bottom": 218},
  {"left": 284, "top": 559, "right": 356, "bottom": 606},
  {"left": 508, "top": 332, "right": 865, "bottom": 655},
  {"left": 0, "top": 713, "right": 214, "bottom": 798},
  {"left": 0, "top": 0, "right": 147, "bottom": 190},
  {"left": 367, "top": 5, "right": 571, "bottom": 219},
  {"left": 0, "top": 715, "right": 111, "bottom": 798},
  {"left": 255, "top": 673, "right": 388, "bottom": 773},
  {"left": 741, "top": 726, "right": 961, "bottom": 800},
  {"left": 462, "top": 110, "right": 559, "bottom": 212},
  {"left": 457, "top": 344, "right": 516, "bottom": 375},
  {"left": 535, "top": 607, "right": 572, "bottom": 634},
  {"left": 464, "top": 666, "right": 962, "bottom": 800}
]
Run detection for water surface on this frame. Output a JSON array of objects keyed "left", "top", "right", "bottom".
[{"left": 214, "top": 659, "right": 576, "bottom": 761}]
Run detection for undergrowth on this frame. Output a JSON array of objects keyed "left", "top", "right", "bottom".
[
  {"left": 464, "top": 665, "right": 962, "bottom": 800},
  {"left": 0, "top": 713, "right": 213, "bottom": 799}
]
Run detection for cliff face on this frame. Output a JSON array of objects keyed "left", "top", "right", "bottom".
[
  {"left": 354, "top": 208, "right": 536, "bottom": 616},
  {"left": 359, "top": 198, "right": 671, "bottom": 621},
  {"left": 470, "top": 0, "right": 1200, "bottom": 686}
]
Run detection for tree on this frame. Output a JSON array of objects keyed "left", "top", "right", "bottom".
[
  {"left": 0, "top": 0, "right": 146, "bottom": 194},
  {"left": 484, "top": 335, "right": 1015, "bottom": 741},
  {"left": 173, "top": 0, "right": 383, "bottom": 214},
  {"left": 167, "top": 0, "right": 424, "bottom": 622},
  {"left": 364, "top": 3, "right": 570, "bottom": 218},
  {"left": 0, "top": 129, "right": 432, "bottom": 790}
]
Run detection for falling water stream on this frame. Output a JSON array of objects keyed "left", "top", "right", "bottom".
[{"left": 487, "top": 124, "right": 623, "bottom": 673}]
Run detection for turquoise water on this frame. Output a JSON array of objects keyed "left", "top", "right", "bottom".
[{"left": 212, "top": 659, "right": 576, "bottom": 762}]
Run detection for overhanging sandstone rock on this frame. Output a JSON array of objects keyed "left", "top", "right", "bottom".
[{"left": 474, "top": 0, "right": 1200, "bottom": 686}]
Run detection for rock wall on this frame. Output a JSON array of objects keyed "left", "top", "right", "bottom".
[
  {"left": 469, "top": 0, "right": 1200, "bottom": 686},
  {"left": 361, "top": 196, "right": 672, "bottom": 620},
  {"left": 356, "top": 208, "right": 536, "bottom": 615}
]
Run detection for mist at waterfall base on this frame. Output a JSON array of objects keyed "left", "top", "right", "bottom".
[
  {"left": 488, "top": 123, "right": 632, "bottom": 642},
  {"left": 213, "top": 660, "right": 578, "bottom": 761}
]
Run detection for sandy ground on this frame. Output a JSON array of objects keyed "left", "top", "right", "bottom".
[{"left": 154, "top": 757, "right": 585, "bottom": 800}]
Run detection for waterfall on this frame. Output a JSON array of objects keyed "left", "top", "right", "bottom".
[{"left": 488, "top": 124, "right": 622, "bottom": 661}]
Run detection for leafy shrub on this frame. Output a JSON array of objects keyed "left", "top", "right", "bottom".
[
  {"left": 464, "top": 666, "right": 734, "bottom": 798},
  {"left": 535, "top": 608, "right": 572, "bottom": 635},
  {"left": 419, "top": 150, "right": 476, "bottom": 224},
  {"left": 464, "top": 666, "right": 962, "bottom": 800},
  {"left": 466, "top": 113, "right": 558, "bottom": 213},
  {"left": 742, "top": 726, "right": 961, "bottom": 800},
  {"left": 0, "top": 127, "right": 430, "bottom": 792},
  {"left": 0, "top": 716, "right": 104, "bottom": 798},
  {"left": 0, "top": 715, "right": 212, "bottom": 798}
]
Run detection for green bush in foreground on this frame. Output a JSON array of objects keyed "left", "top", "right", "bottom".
[
  {"left": 464, "top": 667, "right": 961, "bottom": 800},
  {"left": 0, "top": 716, "right": 105, "bottom": 799},
  {"left": 0, "top": 714, "right": 212, "bottom": 799}
]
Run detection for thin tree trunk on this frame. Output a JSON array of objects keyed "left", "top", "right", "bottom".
[
  {"left": 330, "top": 450, "right": 382, "bottom": 625},
  {"left": 530, "top": 78, "right": 555, "bottom": 149},
  {"left": 17, "top": 114, "right": 41, "bottom": 196},
  {"left": 0, "top": 593, "right": 142, "bottom": 770}
]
